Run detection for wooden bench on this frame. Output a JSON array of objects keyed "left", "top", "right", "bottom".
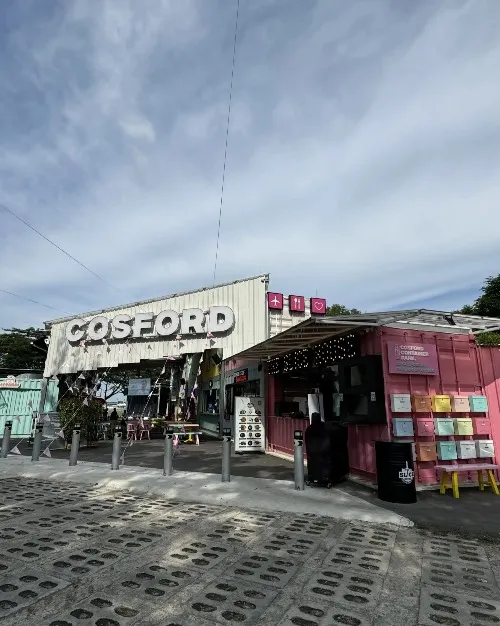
[{"left": 436, "top": 464, "right": 500, "bottom": 499}]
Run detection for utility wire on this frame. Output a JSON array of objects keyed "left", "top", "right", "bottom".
[
  {"left": 213, "top": 0, "right": 241, "bottom": 285},
  {"left": 0, "top": 289, "right": 71, "bottom": 315},
  {"left": 0, "top": 201, "right": 117, "bottom": 290}
]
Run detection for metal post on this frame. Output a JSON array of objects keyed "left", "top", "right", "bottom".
[
  {"left": 69, "top": 425, "right": 81, "bottom": 466},
  {"left": 111, "top": 426, "right": 122, "bottom": 470},
  {"left": 1, "top": 421, "right": 13, "bottom": 458},
  {"left": 294, "top": 430, "right": 305, "bottom": 491},
  {"left": 31, "top": 424, "right": 44, "bottom": 462},
  {"left": 163, "top": 426, "right": 174, "bottom": 476},
  {"left": 222, "top": 427, "right": 231, "bottom": 483}
]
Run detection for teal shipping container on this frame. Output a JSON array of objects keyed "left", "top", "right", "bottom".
[{"left": 0, "top": 378, "right": 58, "bottom": 438}]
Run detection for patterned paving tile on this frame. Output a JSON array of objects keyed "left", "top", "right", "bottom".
[
  {"left": 302, "top": 568, "right": 384, "bottom": 612},
  {"left": 339, "top": 525, "right": 397, "bottom": 551},
  {"left": 277, "top": 515, "right": 333, "bottom": 538},
  {"left": 0, "top": 569, "right": 69, "bottom": 621},
  {"left": 205, "top": 522, "right": 264, "bottom": 546},
  {"left": 38, "top": 545, "right": 129, "bottom": 582},
  {"left": 188, "top": 578, "right": 277, "bottom": 624},
  {"left": 419, "top": 586, "right": 500, "bottom": 626},
  {"left": 278, "top": 599, "right": 372, "bottom": 626},
  {"left": 255, "top": 529, "right": 319, "bottom": 559},
  {"left": 422, "top": 556, "right": 499, "bottom": 599},
  {"left": 323, "top": 543, "right": 392, "bottom": 577},
  {"left": 2, "top": 536, "right": 78, "bottom": 562},
  {"left": 423, "top": 537, "right": 488, "bottom": 565},
  {"left": 165, "top": 538, "right": 233, "bottom": 571},
  {"left": 228, "top": 552, "right": 300, "bottom": 589},
  {"left": 233, "top": 511, "right": 281, "bottom": 528}
]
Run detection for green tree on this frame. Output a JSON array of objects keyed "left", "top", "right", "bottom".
[
  {"left": 459, "top": 274, "right": 500, "bottom": 345},
  {"left": 99, "top": 365, "right": 168, "bottom": 400},
  {"left": 326, "top": 304, "right": 362, "bottom": 316},
  {"left": 0, "top": 327, "right": 47, "bottom": 370}
]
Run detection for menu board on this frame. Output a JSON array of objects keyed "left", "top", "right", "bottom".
[{"left": 234, "top": 396, "right": 264, "bottom": 453}]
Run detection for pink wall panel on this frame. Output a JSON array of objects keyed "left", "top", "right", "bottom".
[{"left": 266, "top": 329, "right": 500, "bottom": 488}]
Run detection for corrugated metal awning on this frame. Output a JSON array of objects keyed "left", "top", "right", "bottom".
[{"left": 230, "top": 317, "right": 376, "bottom": 362}]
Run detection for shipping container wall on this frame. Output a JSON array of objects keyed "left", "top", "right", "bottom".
[
  {"left": 44, "top": 275, "right": 268, "bottom": 377},
  {"left": 477, "top": 346, "right": 500, "bottom": 478},
  {"left": 0, "top": 379, "right": 59, "bottom": 438},
  {"left": 348, "top": 328, "right": 486, "bottom": 485}
]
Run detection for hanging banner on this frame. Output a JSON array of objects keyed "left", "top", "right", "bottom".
[{"left": 387, "top": 342, "right": 439, "bottom": 376}]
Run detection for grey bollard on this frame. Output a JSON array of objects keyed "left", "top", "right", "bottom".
[
  {"left": 69, "top": 425, "right": 81, "bottom": 466},
  {"left": 1, "top": 421, "right": 13, "bottom": 458},
  {"left": 111, "top": 426, "right": 122, "bottom": 470},
  {"left": 31, "top": 424, "right": 44, "bottom": 462},
  {"left": 294, "top": 430, "right": 305, "bottom": 491},
  {"left": 222, "top": 428, "right": 231, "bottom": 483},
  {"left": 163, "top": 426, "right": 174, "bottom": 476}
]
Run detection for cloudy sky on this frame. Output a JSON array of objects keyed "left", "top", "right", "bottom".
[{"left": 1, "top": 0, "right": 499, "bottom": 330}]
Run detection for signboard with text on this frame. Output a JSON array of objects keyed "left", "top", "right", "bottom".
[
  {"left": 128, "top": 378, "right": 151, "bottom": 396},
  {"left": 387, "top": 342, "right": 438, "bottom": 376}
]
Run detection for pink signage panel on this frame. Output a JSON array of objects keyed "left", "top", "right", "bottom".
[
  {"left": 387, "top": 341, "right": 439, "bottom": 375},
  {"left": 267, "top": 292, "right": 283, "bottom": 310},
  {"left": 310, "top": 297, "right": 326, "bottom": 315},
  {"left": 289, "top": 295, "right": 305, "bottom": 312}
]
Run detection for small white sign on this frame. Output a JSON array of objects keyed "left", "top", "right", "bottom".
[
  {"left": 0, "top": 375, "right": 20, "bottom": 389},
  {"left": 128, "top": 378, "right": 151, "bottom": 396},
  {"left": 399, "top": 462, "right": 414, "bottom": 485}
]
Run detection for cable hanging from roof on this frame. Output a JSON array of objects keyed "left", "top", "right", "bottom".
[{"left": 213, "top": 0, "right": 241, "bottom": 286}]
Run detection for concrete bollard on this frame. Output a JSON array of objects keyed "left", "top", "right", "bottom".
[
  {"left": 1, "top": 421, "right": 13, "bottom": 458},
  {"left": 163, "top": 426, "right": 174, "bottom": 476},
  {"left": 294, "top": 430, "right": 305, "bottom": 491},
  {"left": 111, "top": 426, "right": 122, "bottom": 470},
  {"left": 31, "top": 424, "right": 44, "bottom": 462},
  {"left": 69, "top": 425, "right": 81, "bottom": 466},
  {"left": 222, "top": 428, "right": 231, "bottom": 483}
]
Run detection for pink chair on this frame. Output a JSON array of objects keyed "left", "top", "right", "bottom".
[
  {"left": 126, "top": 422, "right": 137, "bottom": 441},
  {"left": 139, "top": 421, "right": 151, "bottom": 440}
]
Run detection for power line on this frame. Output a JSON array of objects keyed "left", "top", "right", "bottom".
[
  {"left": 0, "top": 289, "right": 71, "bottom": 315},
  {"left": 0, "top": 201, "right": 117, "bottom": 290},
  {"left": 213, "top": 0, "right": 241, "bottom": 285}
]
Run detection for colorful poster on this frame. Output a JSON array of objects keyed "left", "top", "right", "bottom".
[{"left": 387, "top": 342, "right": 438, "bottom": 376}]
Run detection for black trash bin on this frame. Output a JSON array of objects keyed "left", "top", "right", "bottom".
[{"left": 375, "top": 441, "right": 417, "bottom": 504}]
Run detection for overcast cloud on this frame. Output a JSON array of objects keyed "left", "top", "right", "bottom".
[{"left": 1, "top": 0, "right": 499, "bottom": 329}]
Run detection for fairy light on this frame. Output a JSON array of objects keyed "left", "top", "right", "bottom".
[{"left": 269, "top": 333, "right": 361, "bottom": 374}]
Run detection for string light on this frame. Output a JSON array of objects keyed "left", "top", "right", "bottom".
[{"left": 269, "top": 333, "right": 360, "bottom": 374}]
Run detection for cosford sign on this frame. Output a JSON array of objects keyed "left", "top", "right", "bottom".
[{"left": 66, "top": 306, "right": 235, "bottom": 343}]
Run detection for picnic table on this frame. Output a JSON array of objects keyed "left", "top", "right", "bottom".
[
  {"left": 163, "top": 421, "right": 201, "bottom": 445},
  {"left": 437, "top": 463, "right": 500, "bottom": 499}
]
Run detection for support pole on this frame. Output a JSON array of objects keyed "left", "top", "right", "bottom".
[
  {"left": 294, "top": 430, "right": 305, "bottom": 491},
  {"left": 69, "top": 425, "right": 81, "bottom": 466},
  {"left": 31, "top": 423, "right": 43, "bottom": 462},
  {"left": 1, "top": 421, "right": 13, "bottom": 458},
  {"left": 222, "top": 427, "right": 231, "bottom": 483},
  {"left": 111, "top": 426, "right": 122, "bottom": 470},
  {"left": 163, "top": 426, "right": 174, "bottom": 476}
]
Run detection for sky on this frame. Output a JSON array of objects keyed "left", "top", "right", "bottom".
[{"left": 1, "top": 0, "right": 499, "bottom": 331}]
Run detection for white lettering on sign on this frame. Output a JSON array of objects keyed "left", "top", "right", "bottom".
[{"left": 66, "top": 306, "right": 235, "bottom": 343}]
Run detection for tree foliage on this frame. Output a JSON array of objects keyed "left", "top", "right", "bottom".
[
  {"left": 99, "top": 365, "right": 168, "bottom": 400},
  {"left": 459, "top": 274, "right": 500, "bottom": 345},
  {"left": 58, "top": 396, "right": 102, "bottom": 444},
  {"left": 0, "top": 327, "right": 47, "bottom": 370},
  {"left": 325, "top": 304, "right": 362, "bottom": 316}
]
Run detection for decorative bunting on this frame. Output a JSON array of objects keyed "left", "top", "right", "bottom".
[
  {"left": 120, "top": 454, "right": 125, "bottom": 464},
  {"left": 161, "top": 366, "right": 166, "bottom": 375},
  {"left": 27, "top": 401, "right": 33, "bottom": 408},
  {"left": 83, "top": 398, "right": 89, "bottom": 406},
  {"left": 78, "top": 373, "right": 86, "bottom": 380},
  {"left": 9, "top": 445, "right": 21, "bottom": 455},
  {"left": 13, "top": 415, "right": 21, "bottom": 422},
  {"left": 206, "top": 331, "right": 213, "bottom": 338},
  {"left": 102, "top": 338, "right": 108, "bottom": 345},
  {"left": 175, "top": 334, "right": 182, "bottom": 340},
  {"left": 57, "top": 429, "right": 65, "bottom": 438},
  {"left": 42, "top": 446, "right": 51, "bottom": 458},
  {"left": 43, "top": 415, "right": 51, "bottom": 424}
]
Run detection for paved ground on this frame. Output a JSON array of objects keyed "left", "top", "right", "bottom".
[
  {"left": 1, "top": 476, "right": 500, "bottom": 626},
  {"left": 12, "top": 437, "right": 500, "bottom": 538},
  {"left": 15, "top": 438, "right": 296, "bottom": 481}
]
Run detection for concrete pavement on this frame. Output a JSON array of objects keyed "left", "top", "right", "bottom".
[{"left": 1, "top": 471, "right": 500, "bottom": 625}]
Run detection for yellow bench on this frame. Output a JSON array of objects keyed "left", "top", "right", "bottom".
[{"left": 437, "top": 463, "right": 500, "bottom": 499}]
